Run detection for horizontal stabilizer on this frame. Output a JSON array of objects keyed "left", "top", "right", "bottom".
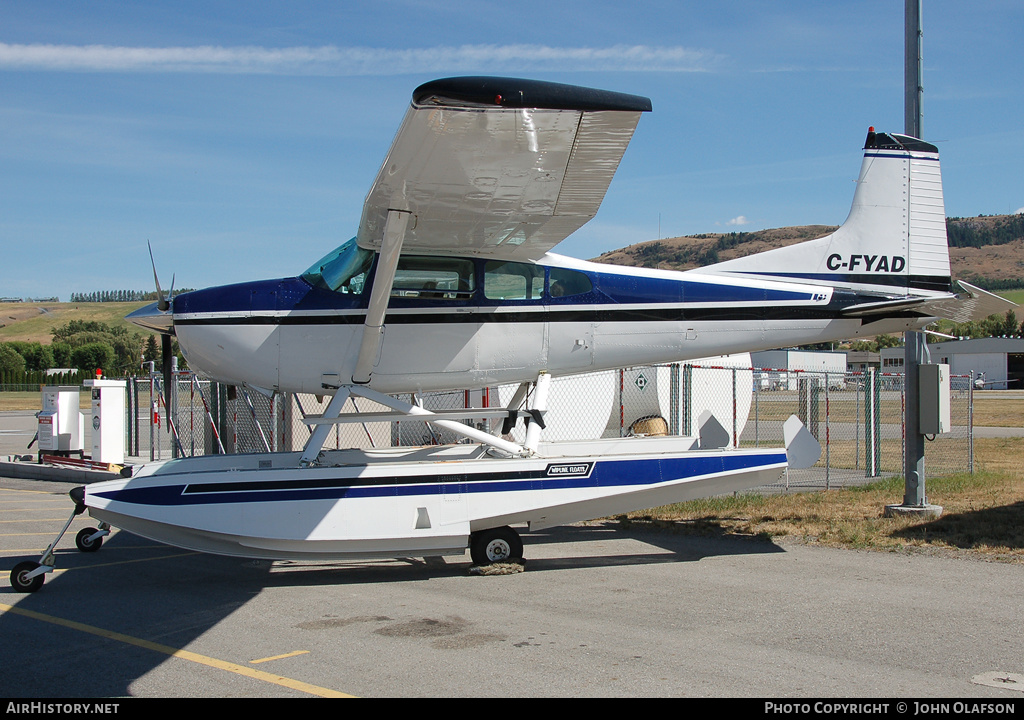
[
  {"left": 841, "top": 297, "right": 927, "bottom": 317},
  {"left": 917, "top": 280, "right": 1018, "bottom": 324}
]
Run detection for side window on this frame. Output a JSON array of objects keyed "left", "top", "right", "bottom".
[
  {"left": 484, "top": 261, "right": 544, "bottom": 300},
  {"left": 548, "top": 268, "right": 593, "bottom": 298},
  {"left": 390, "top": 256, "right": 475, "bottom": 299}
]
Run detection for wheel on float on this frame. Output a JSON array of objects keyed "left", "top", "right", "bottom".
[
  {"left": 75, "top": 527, "right": 103, "bottom": 553},
  {"left": 470, "top": 526, "right": 523, "bottom": 565},
  {"left": 10, "top": 561, "right": 45, "bottom": 593}
]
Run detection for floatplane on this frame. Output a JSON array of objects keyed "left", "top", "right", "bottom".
[{"left": 11, "top": 76, "right": 1013, "bottom": 591}]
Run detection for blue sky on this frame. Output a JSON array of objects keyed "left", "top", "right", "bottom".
[{"left": 2, "top": 1, "right": 1022, "bottom": 300}]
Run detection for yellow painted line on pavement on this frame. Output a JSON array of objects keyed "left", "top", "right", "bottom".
[
  {"left": 251, "top": 650, "right": 310, "bottom": 664},
  {"left": 0, "top": 488, "right": 62, "bottom": 496},
  {"left": 46, "top": 550, "right": 200, "bottom": 570},
  {"left": 0, "top": 528, "right": 69, "bottom": 536},
  {"left": 0, "top": 602, "right": 354, "bottom": 698},
  {"left": 1, "top": 520, "right": 69, "bottom": 528}
]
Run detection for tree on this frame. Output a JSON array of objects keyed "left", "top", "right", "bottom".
[
  {"left": 51, "top": 342, "right": 73, "bottom": 368},
  {"left": 143, "top": 335, "right": 160, "bottom": 364},
  {"left": 999, "top": 310, "right": 1018, "bottom": 336},
  {"left": 6, "top": 341, "right": 54, "bottom": 371},
  {"left": 50, "top": 320, "right": 144, "bottom": 375},
  {"left": 947, "top": 310, "right": 1022, "bottom": 339},
  {"left": 70, "top": 343, "right": 115, "bottom": 375},
  {"left": 0, "top": 344, "right": 27, "bottom": 375}
]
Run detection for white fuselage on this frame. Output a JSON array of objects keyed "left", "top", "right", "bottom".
[{"left": 170, "top": 259, "right": 931, "bottom": 396}]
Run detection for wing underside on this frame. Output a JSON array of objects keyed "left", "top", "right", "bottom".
[{"left": 357, "top": 77, "right": 651, "bottom": 261}]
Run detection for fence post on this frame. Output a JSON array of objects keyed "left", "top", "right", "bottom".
[
  {"left": 731, "top": 368, "right": 738, "bottom": 448},
  {"left": 669, "top": 363, "right": 681, "bottom": 436},
  {"left": 754, "top": 372, "right": 759, "bottom": 447},
  {"left": 149, "top": 370, "right": 157, "bottom": 461},
  {"left": 798, "top": 376, "right": 820, "bottom": 440},
  {"left": 824, "top": 375, "right": 830, "bottom": 490},
  {"left": 855, "top": 373, "right": 860, "bottom": 470},
  {"left": 279, "top": 392, "right": 293, "bottom": 452},
  {"left": 618, "top": 369, "right": 624, "bottom": 437},
  {"left": 865, "top": 368, "right": 880, "bottom": 477},
  {"left": 682, "top": 364, "right": 693, "bottom": 436},
  {"left": 968, "top": 375, "right": 974, "bottom": 474},
  {"left": 170, "top": 362, "right": 179, "bottom": 459}
]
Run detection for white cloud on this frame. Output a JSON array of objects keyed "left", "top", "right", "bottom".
[
  {"left": 726, "top": 215, "right": 749, "bottom": 226},
  {"left": 1015, "top": 207, "right": 1024, "bottom": 215},
  {"left": 0, "top": 43, "right": 720, "bottom": 75}
]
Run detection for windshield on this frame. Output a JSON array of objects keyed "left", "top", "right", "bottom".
[{"left": 301, "top": 238, "right": 374, "bottom": 294}]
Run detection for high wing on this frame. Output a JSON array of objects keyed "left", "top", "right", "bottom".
[{"left": 356, "top": 77, "right": 652, "bottom": 261}]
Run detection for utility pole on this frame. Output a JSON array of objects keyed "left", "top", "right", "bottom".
[{"left": 888, "top": 0, "right": 942, "bottom": 518}]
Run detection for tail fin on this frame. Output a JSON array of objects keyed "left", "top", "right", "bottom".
[{"left": 706, "top": 129, "right": 952, "bottom": 297}]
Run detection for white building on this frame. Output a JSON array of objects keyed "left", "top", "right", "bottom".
[
  {"left": 879, "top": 337, "right": 1024, "bottom": 389},
  {"left": 750, "top": 350, "right": 848, "bottom": 390}
]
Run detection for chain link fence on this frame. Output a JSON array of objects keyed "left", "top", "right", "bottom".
[{"left": 125, "top": 363, "right": 975, "bottom": 493}]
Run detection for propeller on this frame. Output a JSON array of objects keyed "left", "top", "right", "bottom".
[
  {"left": 146, "top": 241, "right": 178, "bottom": 455},
  {"left": 148, "top": 240, "right": 175, "bottom": 312}
]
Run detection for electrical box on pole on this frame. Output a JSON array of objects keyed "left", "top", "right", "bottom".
[{"left": 919, "top": 363, "right": 950, "bottom": 435}]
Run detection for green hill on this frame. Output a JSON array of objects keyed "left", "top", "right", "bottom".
[
  {"left": 592, "top": 214, "right": 1024, "bottom": 293},
  {"left": 0, "top": 301, "right": 149, "bottom": 344}
]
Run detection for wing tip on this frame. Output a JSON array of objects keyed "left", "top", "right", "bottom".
[{"left": 412, "top": 76, "right": 652, "bottom": 113}]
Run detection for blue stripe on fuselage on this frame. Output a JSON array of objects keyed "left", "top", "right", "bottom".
[
  {"left": 171, "top": 262, "right": 816, "bottom": 317},
  {"left": 91, "top": 452, "right": 786, "bottom": 507}
]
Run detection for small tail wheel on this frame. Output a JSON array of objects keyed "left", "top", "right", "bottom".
[
  {"left": 10, "top": 561, "right": 45, "bottom": 593},
  {"left": 470, "top": 526, "right": 523, "bottom": 565},
  {"left": 76, "top": 527, "right": 103, "bottom": 553}
]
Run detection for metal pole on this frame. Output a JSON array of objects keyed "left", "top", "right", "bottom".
[
  {"left": 892, "top": 0, "right": 939, "bottom": 516},
  {"left": 968, "top": 375, "right": 975, "bottom": 473},
  {"left": 904, "top": 0, "right": 923, "bottom": 140},
  {"left": 825, "top": 375, "right": 831, "bottom": 490},
  {"left": 903, "top": 333, "right": 928, "bottom": 506}
]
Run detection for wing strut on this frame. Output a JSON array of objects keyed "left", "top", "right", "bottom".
[
  {"left": 297, "top": 372, "right": 554, "bottom": 466},
  {"left": 352, "top": 209, "right": 412, "bottom": 385},
  {"left": 299, "top": 386, "right": 351, "bottom": 467}
]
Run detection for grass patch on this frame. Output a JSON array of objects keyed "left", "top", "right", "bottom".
[
  {"left": 0, "top": 390, "right": 93, "bottom": 412},
  {"left": 621, "top": 468, "right": 1024, "bottom": 562},
  {"left": 973, "top": 397, "right": 1024, "bottom": 427}
]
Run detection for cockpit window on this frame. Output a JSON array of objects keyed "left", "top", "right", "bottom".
[
  {"left": 549, "top": 267, "right": 593, "bottom": 298},
  {"left": 301, "top": 238, "right": 373, "bottom": 294},
  {"left": 391, "top": 256, "right": 475, "bottom": 300}
]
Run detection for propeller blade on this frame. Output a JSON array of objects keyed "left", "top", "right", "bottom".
[{"left": 148, "top": 240, "right": 170, "bottom": 312}]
